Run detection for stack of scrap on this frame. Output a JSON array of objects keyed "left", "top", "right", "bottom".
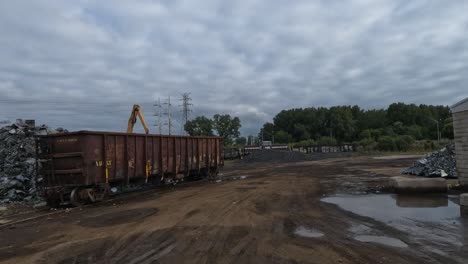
[
  {"left": 401, "top": 144, "right": 457, "bottom": 178},
  {"left": 0, "top": 120, "right": 66, "bottom": 203}
]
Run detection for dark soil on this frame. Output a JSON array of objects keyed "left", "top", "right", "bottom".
[{"left": 0, "top": 153, "right": 465, "bottom": 264}]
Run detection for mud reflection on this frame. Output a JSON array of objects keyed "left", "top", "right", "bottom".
[
  {"left": 321, "top": 194, "right": 465, "bottom": 257},
  {"left": 322, "top": 194, "right": 459, "bottom": 223},
  {"left": 395, "top": 194, "right": 448, "bottom": 208},
  {"left": 354, "top": 235, "right": 408, "bottom": 248},
  {"left": 294, "top": 226, "right": 324, "bottom": 238}
]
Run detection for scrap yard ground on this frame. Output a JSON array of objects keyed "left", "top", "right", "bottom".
[{"left": 0, "top": 152, "right": 466, "bottom": 264}]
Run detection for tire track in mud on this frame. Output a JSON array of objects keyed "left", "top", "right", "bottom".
[
  {"left": 53, "top": 180, "right": 261, "bottom": 263},
  {"left": 2, "top": 157, "right": 440, "bottom": 264},
  {"left": 191, "top": 185, "right": 259, "bottom": 262}
]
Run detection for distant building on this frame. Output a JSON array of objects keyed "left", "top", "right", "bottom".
[
  {"left": 262, "top": 141, "right": 272, "bottom": 149},
  {"left": 451, "top": 97, "right": 468, "bottom": 186}
]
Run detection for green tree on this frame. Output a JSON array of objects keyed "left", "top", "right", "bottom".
[
  {"left": 442, "top": 118, "right": 454, "bottom": 139},
  {"left": 274, "top": 130, "right": 292, "bottom": 143},
  {"left": 184, "top": 116, "right": 213, "bottom": 136},
  {"left": 357, "top": 109, "right": 387, "bottom": 130},
  {"left": 392, "top": 121, "right": 406, "bottom": 135},
  {"left": 328, "top": 106, "right": 356, "bottom": 142},
  {"left": 293, "top": 123, "right": 311, "bottom": 141},
  {"left": 395, "top": 135, "right": 415, "bottom": 151},
  {"left": 261, "top": 102, "right": 453, "bottom": 145},
  {"left": 213, "top": 114, "right": 241, "bottom": 145},
  {"left": 406, "top": 125, "right": 423, "bottom": 140},
  {"left": 359, "top": 129, "right": 373, "bottom": 140},
  {"left": 317, "top": 136, "right": 337, "bottom": 145},
  {"left": 377, "top": 136, "right": 396, "bottom": 151},
  {"left": 259, "top": 122, "right": 275, "bottom": 141}
]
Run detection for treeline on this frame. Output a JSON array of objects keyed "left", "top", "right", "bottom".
[
  {"left": 184, "top": 114, "right": 241, "bottom": 145},
  {"left": 257, "top": 103, "right": 453, "bottom": 151}
]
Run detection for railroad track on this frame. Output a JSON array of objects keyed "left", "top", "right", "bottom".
[
  {"left": 0, "top": 178, "right": 213, "bottom": 229},
  {"left": 0, "top": 207, "right": 56, "bottom": 229}
]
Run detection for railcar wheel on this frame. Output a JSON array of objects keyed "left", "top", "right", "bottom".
[
  {"left": 207, "top": 168, "right": 217, "bottom": 179},
  {"left": 70, "top": 187, "right": 86, "bottom": 207},
  {"left": 87, "top": 189, "right": 96, "bottom": 202}
]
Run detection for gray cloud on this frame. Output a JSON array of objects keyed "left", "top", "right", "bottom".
[{"left": 1, "top": 0, "right": 468, "bottom": 135}]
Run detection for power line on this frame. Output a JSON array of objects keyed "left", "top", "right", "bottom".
[
  {"left": 163, "top": 96, "right": 172, "bottom": 135},
  {"left": 180, "top": 93, "right": 192, "bottom": 135},
  {"left": 153, "top": 98, "right": 162, "bottom": 135}
]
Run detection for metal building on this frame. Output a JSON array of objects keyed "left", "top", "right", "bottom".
[{"left": 451, "top": 97, "right": 468, "bottom": 186}]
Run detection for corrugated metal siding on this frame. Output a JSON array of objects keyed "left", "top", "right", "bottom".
[
  {"left": 453, "top": 110, "right": 468, "bottom": 185},
  {"left": 40, "top": 131, "right": 223, "bottom": 188}
]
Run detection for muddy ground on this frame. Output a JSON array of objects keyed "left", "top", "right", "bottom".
[{"left": 0, "top": 154, "right": 466, "bottom": 264}]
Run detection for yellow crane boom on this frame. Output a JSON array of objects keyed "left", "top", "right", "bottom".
[{"left": 127, "top": 104, "right": 149, "bottom": 134}]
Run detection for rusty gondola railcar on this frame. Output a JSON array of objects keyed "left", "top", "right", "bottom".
[{"left": 38, "top": 131, "right": 223, "bottom": 206}]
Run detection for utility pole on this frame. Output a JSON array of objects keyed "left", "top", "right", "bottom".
[
  {"left": 437, "top": 119, "right": 441, "bottom": 143},
  {"left": 431, "top": 118, "right": 441, "bottom": 143},
  {"left": 153, "top": 98, "right": 162, "bottom": 134},
  {"left": 180, "top": 93, "right": 192, "bottom": 135},
  {"left": 163, "top": 96, "right": 172, "bottom": 135}
]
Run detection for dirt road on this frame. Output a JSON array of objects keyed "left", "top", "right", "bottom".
[{"left": 0, "top": 155, "right": 466, "bottom": 263}]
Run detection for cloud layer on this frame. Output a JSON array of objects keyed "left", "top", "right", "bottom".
[{"left": 1, "top": 0, "right": 467, "bottom": 135}]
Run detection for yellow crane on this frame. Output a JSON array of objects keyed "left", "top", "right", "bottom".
[{"left": 127, "top": 104, "right": 149, "bottom": 134}]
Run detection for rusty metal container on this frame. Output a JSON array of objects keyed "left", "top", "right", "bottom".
[{"left": 38, "top": 131, "right": 222, "bottom": 204}]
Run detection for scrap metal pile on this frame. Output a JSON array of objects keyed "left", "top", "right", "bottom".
[
  {"left": 401, "top": 144, "right": 457, "bottom": 178},
  {"left": 0, "top": 120, "right": 66, "bottom": 203}
]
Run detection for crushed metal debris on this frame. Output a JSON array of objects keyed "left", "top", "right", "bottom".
[
  {"left": 401, "top": 144, "right": 457, "bottom": 178},
  {"left": 0, "top": 119, "right": 67, "bottom": 203}
]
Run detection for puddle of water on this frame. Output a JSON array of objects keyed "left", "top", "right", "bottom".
[
  {"left": 321, "top": 194, "right": 460, "bottom": 223},
  {"left": 354, "top": 235, "right": 408, "bottom": 248},
  {"left": 321, "top": 194, "right": 464, "bottom": 255},
  {"left": 294, "top": 226, "right": 324, "bottom": 238},
  {"left": 348, "top": 223, "right": 408, "bottom": 248},
  {"left": 348, "top": 223, "right": 373, "bottom": 234}
]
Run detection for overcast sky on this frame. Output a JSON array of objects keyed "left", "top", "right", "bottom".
[{"left": 0, "top": 0, "right": 467, "bottom": 135}]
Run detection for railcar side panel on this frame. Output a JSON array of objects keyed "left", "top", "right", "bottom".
[{"left": 39, "top": 131, "right": 222, "bottom": 205}]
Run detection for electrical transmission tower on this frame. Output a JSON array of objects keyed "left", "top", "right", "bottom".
[
  {"left": 153, "top": 98, "right": 162, "bottom": 134},
  {"left": 180, "top": 93, "right": 193, "bottom": 135},
  {"left": 163, "top": 96, "right": 172, "bottom": 135}
]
